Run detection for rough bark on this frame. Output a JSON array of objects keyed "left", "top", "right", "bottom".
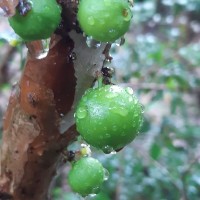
[{"left": 0, "top": 35, "right": 77, "bottom": 200}]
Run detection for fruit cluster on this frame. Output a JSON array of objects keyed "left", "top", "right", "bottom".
[
  {"left": 69, "top": 72, "right": 143, "bottom": 197},
  {"left": 9, "top": 0, "right": 132, "bottom": 42}
]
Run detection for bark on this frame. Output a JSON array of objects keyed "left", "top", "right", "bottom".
[{"left": 0, "top": 35, "right": 77, "bottom": 200}]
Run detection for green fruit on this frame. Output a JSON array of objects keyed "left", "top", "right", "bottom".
[
  {"left": 75, "top": 85, "right": 143, "bottom": 153},
  {"left": 68, "top": 157, "right": 105, "bottom": 196},
  {"left": 9, "top": 0, "right": 61, "bottom": 41},
  {"left": 77, "top": 0, "right": 132, "bottom": 42}
]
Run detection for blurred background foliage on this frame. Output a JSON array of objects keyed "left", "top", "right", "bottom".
[{"left": 0, "top": 0, "right": 200, "bottom": 199}]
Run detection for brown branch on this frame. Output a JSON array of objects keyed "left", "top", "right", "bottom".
[{"left": 0, "top": 35, "right": 77, "bottom": 200}]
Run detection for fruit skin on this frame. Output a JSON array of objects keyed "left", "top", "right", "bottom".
[
  {"left": 75, "top": 85, "right": 143, "bottom": 153},
  {"left": 9, "top": 0, "right": 61, "bottom": 41},
  {"left": 68, "top": 157, "right": 105, "bottom": 196},
  {"left": 77, "top": 0, "right": 132, "bottom": 42}
]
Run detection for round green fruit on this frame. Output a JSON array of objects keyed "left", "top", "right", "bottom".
[
  {"left": 75, "top": 85, "right": 143, "bottom": 153},
  {"left": 9, "top": 0, "right": 61, "bottom": 41},
  {"left": 68, "top": 157, "right": 105, "bottom": 196},
  {"left": 77, "top": 0, "right": 132, "bottom": 42}
]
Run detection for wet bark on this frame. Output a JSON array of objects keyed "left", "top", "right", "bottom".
[{"left": 0, "top": 35, "right": 78, "bottom": 200}]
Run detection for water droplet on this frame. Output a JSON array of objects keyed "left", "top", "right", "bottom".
[
  {"left": 112, "top": 107, "right": 128, "bottom": 117},
  {"left": 125, "top": 87, "right": 134, "bottom": 95},
  {"left": 86, "top": 36, "right": 101, "bottom": 48},
  {"left": 105, "top": 133, "right": 110, "bottom": 138},
  {"left": 76, "top": 106, "right": 87, "bottom": 119},
  {"left": 140, "top": 104, "right": 145, "bottom": 113},
  {"left": 134, "top": 113, "right": 139, "bottom": 117},
  {"left": 114, "top": 37, "right": 126, "bottom": 46},
  {"left": 112, "top": 125, "right": 118, "bottom": 131},
  {"left": 122, "top": 8, "right": 132, "bottom": 21},
  {"left": 91, "top": 186, "right": 100, "bottom": 194},
  {"left": 88, "top": 16, "right": 95, "bottom": 25},
  {"left": 69, "top": 52, "right": 77, "bottom": 61},
  {"left": 36, "top": 39, "right": 50, "bottom": 59},
  {"left": 128, "top": 96, "right": 133, "bottom": 102},
  {"left": 102, "top": 145, "right": 114, "bottom": 154},
  {"left": 106, "top": 92, "right": 118, "bottom": 99},
  {"left": 121, "top": 131, "right": 126, "bottom": 136},
  {"left": 103, "top": 168, "right": 110, "bottom": 181}
]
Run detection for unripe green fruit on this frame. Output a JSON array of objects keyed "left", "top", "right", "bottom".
[
  {"left": 9, "top": 0, "right": 61, "bottom": 41},
  {"left": 77, "top": 0, "right": 132, "bottom": 42},
  {"left": 68, "top": 157, "right": 105, "bottom": 196},
  {"left": 75, "top": 85, "right": 143, "bottom": 153}
]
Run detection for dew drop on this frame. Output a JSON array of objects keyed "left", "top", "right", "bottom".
[
  {"left": 128, "top": 96, "right": 133, "bottom": 102},
  {"left": 103, "top": 168, "right": 110, "bottom": 181},
  {"left": 69, "top": 52, "right": 77, "bottom": 61},
  {"left": 36, "top": 39, "right": 50, "bottom": 59},
  {"left": 122, "top": 8, "right": 132, "bottom": 21},
  {"left": 140, "top": 104, "right": 145, "bottom": 113},
  {"left": 76, "top": 106, "right": 87, "bottom": 119},
  {"left": 106, "top": 92, "right": 118, "bottom": 99},
  {"left": 88, "top": 16, "right": 95, "bottom": 25},
  {"left": 60, "top": 113, "right": 64, "bottom": 117},
  {"left": 125, "top": 87, "right": 134, "bottom": 95},
  {"left": 114, "top": 37, "right": 125, "bottom": 46},
  {"left": 134, "top": 113, "right": 139, "bottom": 117},
  {"left": 86, "top": 36, "right": 101, "bottom": 49},
  {"left": 112, "top": 107, "right": 128, "bottom": 117},
  {"left": 91, "top": 186, "right": 101, "bottom": 194},
  {"left": 102, "top": 145, "right": 114, "bottom": 154},
  {"left": 112, "top": 125, "right": 118, "bottom": 131},
  {"left": 121, "top": 131, "right": 126, "bottom": 136},
  {"left": 105, "top": 133, "right": 111, "bottom": 138}
]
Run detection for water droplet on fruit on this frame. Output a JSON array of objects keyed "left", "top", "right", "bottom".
[
  {"left": 76, "top": 106, "right": 87, "bottom": 119},
  {"left": 106, "top": 92, "right": 118, "bottom": 99},
  {"left": 102, "top": 145, "right": 114, "bottom": 154},
  {"left": 103, "top": 168, "right": 110, "bottom": 181},
  {"left": 140, "top": 104, "right": 145, "bottom": 113},
  {"left": 125, "top": 87, "right": 134, "bottom": 95},
  {"left": 129, "top": 96, "right": 133, "bottom": 102},
  {"left": 134, "top": 113, "right": 139, "bottom": 117},
  {"left": 88, "top": 16, "right": 95, "bottom": 25},
  {"left": 86, "top": 36, "right": 101, "bottom": 49},
  {"left": 123, "top": 8, "right": 132, "bottom": 21},
  {"left": 91, "top": 186, "right": 101, "bottom": 194},
  {"left": 121, "top": 131, "right": 126, "bottom": 136},
  {"left": 105, "top": 133, "right": 111, "bottom": 138},
  {"left": 112, "top": 125, "right": 118, "bottom": 131},
  {"left": 112, "top": 107, "right": 128, "bottom": 117}
]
